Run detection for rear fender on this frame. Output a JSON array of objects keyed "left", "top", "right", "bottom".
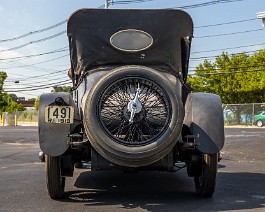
[
  {"left": 38, "top": 92, "right": 78, "bottom": 156},
  {"left": 183, "top": 93, "right": 224, "bottom": 154}
]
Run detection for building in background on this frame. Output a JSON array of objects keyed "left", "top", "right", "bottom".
[{"left": 17, "top": 100, "right": 35, "bottom": 111}]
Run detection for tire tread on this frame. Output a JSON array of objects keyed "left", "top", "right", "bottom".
[{"left": 45, "top": 155, "right": 65, "bottom": 199}]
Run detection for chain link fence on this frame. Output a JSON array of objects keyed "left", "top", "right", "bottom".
[
  {"left": 1, "top": 111, "right": 38, "bottom": 126},
  {"left": 1, "top": 103, "right": 265, "bottom": 126},
  {"left": 223, "top": 103, "right": 265, "bottom": 126}
]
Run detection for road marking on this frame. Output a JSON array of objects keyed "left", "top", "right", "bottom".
[
  {"left": 235, "top": 200, "right": 245, "bottom": 203},
  {"left": 225, "top": 134, "right": 260, "bottom": 138},
  {"left": 1, "top": 162, "right": 43, "bottom": 168},
  {"left": 252, "top": 195, "right": 265, "bottom": 199}
]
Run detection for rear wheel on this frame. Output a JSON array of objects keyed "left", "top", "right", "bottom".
[
  {"left": 45, "top": 155, "right": 65, "bottom": 199},
  {"left": 194, "top": 153, "right": 218, "bottom": 198}
]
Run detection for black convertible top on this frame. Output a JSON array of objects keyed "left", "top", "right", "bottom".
[{"left": 67, "top": 9, "right": 193, "bottom": 78}]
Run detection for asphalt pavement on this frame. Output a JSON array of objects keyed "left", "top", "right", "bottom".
[{"left": 0, "top": 126, "right": 265, "bottom": 211}]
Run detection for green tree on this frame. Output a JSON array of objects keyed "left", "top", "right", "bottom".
[
  {"left": 28, "top": 98, "right": 36, "bottom": 102},
  {"left": 0, "top": 93, "right": 25, "bottom": 112},
  {"left": 0, "top": 71, "right": 7, "bottom": 91},
  {"left": 0, "top": 72, "right": 8, "bottom": 112},
  {"left": 9, "top": 93, "right": 18, "bottom": 101},
  {"left": 52, "top": 86, "right": 72, "bottom": 95},
  {"left": 0, "top": 71, "right": 25, "bottom": 112},
  {"left": 188, "top": 50, "right": 265, "bottom": 104},
  {"left": 35, "top": 96, "right": 40, "bottom": 110}
]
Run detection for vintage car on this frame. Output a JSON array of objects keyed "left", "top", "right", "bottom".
[
  {"left": 253, "top": 111, "right": 265, "bottom": 127},
  {"left": 38, "top": 8, "right": 224, "bottom": 199}
]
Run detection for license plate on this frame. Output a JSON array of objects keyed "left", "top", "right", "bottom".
[{"left": 45, "top": 106, "right": 74, "bottom": 124}]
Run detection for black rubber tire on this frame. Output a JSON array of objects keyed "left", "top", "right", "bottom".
[
  {"left": 45, "top": 155, "right": 65, "bottom": 199},
  {"left": 194, "top": 153, "right": 218, "bottom": 198},
  {"left": 84, "top": 65, "right": 184, "bottom": 167}
]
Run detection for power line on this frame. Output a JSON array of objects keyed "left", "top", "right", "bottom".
[
  {"left": 191, "top": 42, "right": 265, "bottom": 54},
  {"left": 189, "top": 64, "right": 265, "bottom": 72},
  {"left": 5, "top": 76, "right": 69, "bottom": 87},
  {"left": 27, "top": 69, "right": 67, "bottom": 79},
  {"left": 20, "top": 69, "right": 67, "bottom": 79},
  {"left": 3, "top": 64, "right": 67, "bottom": 75},
  {"left": 0, "top": 20, "right": 67, "bottom": 43},
  {"left": 190, "top": 49, "right": 263, "bottom": 60},
  {"left": 5, "top": 69, "right": 68, "bottom": 82},
  {"left": 0, "top": 46, "right": 68, "bottom": 61},
  {"left": 1, "top": 54, "right": 69, "bottom": 69},
  {"left": 0, "top": 2, "right": 105, "bottom": 44},
  {"left": 5, "top": 73, "right": 70, "bottom": 86},
  {"left": 6, "top": 40, "right": 262, "bottom": 68},
  {"left": 5, "top": 79, "right": 71, "bottom": 92},
  {"left": 1, "top": 60, "right": 69, "bottom": 74},
  {"left": 0, "top": 31, "right": 66, "bottom": 52},
  {"left": 1, "top": 32, "right": 262, "bottom": 69},
  {"left": 13, "top": 91, "right": 39, "bottom": 96},
  {"left": 0, "top": 0, "right": 260, "bottom": 90},
  {"left": 111, "top": 0, "right": 154, "bottom": 4},
  {"left": 112, "top": 0, "right": 245, "bottom": 8},
  {"left": 163, "top": 0, "right": 245, "bottom": 9},
  {"left": 5, "top": 70, "right": 68, "bottom": 84},
  {"left": 5, "top": 82, "right": 71, "bottom": 92},
  {"left": 195, "top": 28, "right": 263, "bottom": 39},
  {"left": 188, "top": 68, "right": 265, "bottom": 76},
  {"left": 195, "top": 18, "right": 256, "bottom": 28},
  {"left": 98, "top": 4, "right": 106, "bottom": 8},
  {"left": 1, "top": 57, "right": 68, "bottom": 73}
]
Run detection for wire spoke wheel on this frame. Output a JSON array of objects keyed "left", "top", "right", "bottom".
[
  {"left": 84, "top": 66, "right": 184, "bottom": 166},
  {"left": 97, "top": 76, "right": 171, "bottom": 146}
]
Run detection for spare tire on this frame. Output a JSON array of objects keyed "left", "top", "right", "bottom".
[{"left": 84, "top": 65, "right": 184, "bottom": 167}]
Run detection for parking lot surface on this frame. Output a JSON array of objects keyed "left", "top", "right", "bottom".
[{"left": 0, "top": 126, "right": 265, "bottom": 211}]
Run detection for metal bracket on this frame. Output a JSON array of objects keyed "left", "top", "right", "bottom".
[
  {"left": 179, "top": 134, "right": 200, "bottom": 151},
  {"left": 67, "top": 133, "right": 86, "bottom": 148}
]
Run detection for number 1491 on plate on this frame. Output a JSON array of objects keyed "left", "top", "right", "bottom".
[{"left": 45, "top": 106, "right": 74, "bottom": 124}]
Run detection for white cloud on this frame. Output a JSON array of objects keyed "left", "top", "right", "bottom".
[{"left": 0, "top": 46, "right": 22, "bottom": 59}]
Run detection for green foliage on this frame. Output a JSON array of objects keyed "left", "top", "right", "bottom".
[
  {"left": 0, "top": 71, "right": 25, "bottom": 113},
  {"left": 35, "top": 96, "right": 40, "bottom": 110},
  {"left": 187, "top": 50, "right": 265, "bottom": 104},
  {"left": 9, "top": 93, "right": 18, "bottom": 101},
  {"left": 28, "top": 98, "right": 36, "bottom": 101},
  {"left": 16, "top": 110, "right": 38, "bottom": 122},
  {"left": 0, "top": 72, "right": 8, "bottom": 112},
  {"left": 52, "top": 86, "right": 72, "bottom": 95},
  {"left": 0, "top": 71, "right": 7, "bottom": 91},
  {"left": 0, "top": 93, "right": 25, "bottom": 112}
]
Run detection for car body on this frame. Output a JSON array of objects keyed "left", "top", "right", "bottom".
[
  {"left": 38, "top": 9, "right": 225, "bottom": 199},
  {"left": 253, "top": 111, "right": 265, "bottom": 127}
]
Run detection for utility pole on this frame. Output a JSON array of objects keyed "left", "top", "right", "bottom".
[
  {"left": 105, "top": 0, "right": 108, "bottom": 9},
  {"left": 257, "top": 12, "right": 265, "bottom": 27}
]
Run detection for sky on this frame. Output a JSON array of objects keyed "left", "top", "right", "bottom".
[{"left": 0, "top": 0, "right": 264, "bottom": 99}]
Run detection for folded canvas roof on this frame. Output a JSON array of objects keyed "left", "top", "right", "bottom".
[{"left": 67, "top": 9, "right": 193, "bottom": 77}]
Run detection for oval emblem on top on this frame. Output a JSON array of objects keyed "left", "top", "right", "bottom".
[{"left": 110, "top": 29, "right": 153, "bottom": 52}]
